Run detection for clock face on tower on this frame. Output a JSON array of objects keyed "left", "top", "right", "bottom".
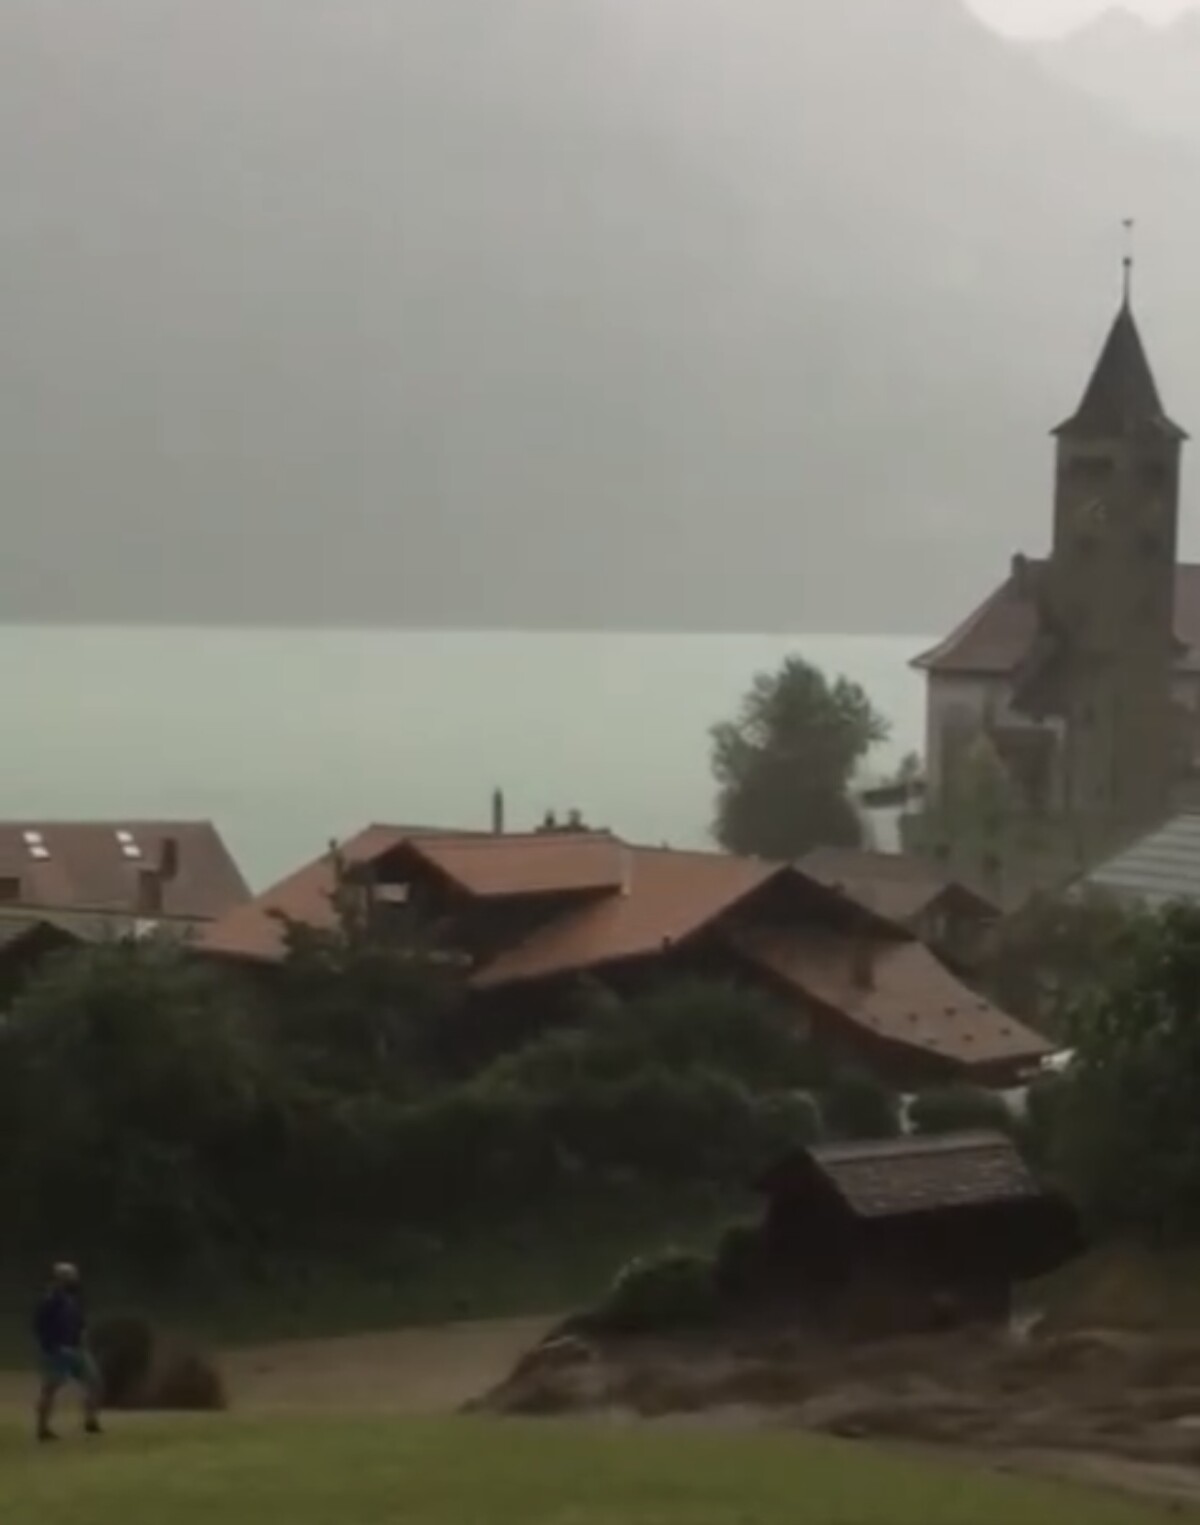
[{"left": 1082, "top": 497, "right": 1108, "bottom": 527}]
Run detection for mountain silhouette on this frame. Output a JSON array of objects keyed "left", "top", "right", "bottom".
[
  {"left": 1033, "top": 8, "right": 1200, "bottom": 146},
  {"left": 3, "top": 0, "right": 1200, "bottom": 631}
]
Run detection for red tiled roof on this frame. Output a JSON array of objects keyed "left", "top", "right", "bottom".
[
  {"left": 730, "top": 926, "right": 1049, "bottom": 1071},
  {"left": 471, "top": 847, "right": 777, "bottom": 989},
  {"left": 196, "top": 825, "right": 455, "bottom": 962},
  {"left": 0, "top": 821, "right": 250, "bottom": 923},
  {"left": 409, "top": 832, "right": 624, "bottom": 898},
  {"left": 913, "top": 562, "right": 1200, "bottom": 678},
  {"left": 198, "top": 826, "right": 623, "bottom": 963}
]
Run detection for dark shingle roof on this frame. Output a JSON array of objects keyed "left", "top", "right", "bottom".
[
  {"left": 1053, "top": 299, "right": 1186, "bottom": 443},
  {"left": 808, "top": 1131, "right": 1040, "bottom": 1219}
]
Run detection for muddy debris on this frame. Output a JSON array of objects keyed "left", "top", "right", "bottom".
[{"left": 474, "top": 1319, "right": 1200, "bottom": 1474}]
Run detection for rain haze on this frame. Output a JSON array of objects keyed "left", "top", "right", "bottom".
[{"left": 5, "top": 0, "right": 1200, "bottom": 631}]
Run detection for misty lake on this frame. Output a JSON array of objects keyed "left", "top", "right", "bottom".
[{"left": 0, "top": 628, "right": 927, "bottom": 889}]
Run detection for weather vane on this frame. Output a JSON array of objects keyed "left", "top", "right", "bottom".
[{"left": 1122, "top": 217, "right": 1136, "bottom": 304}]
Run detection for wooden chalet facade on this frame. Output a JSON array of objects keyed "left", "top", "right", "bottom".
[{"left": 199, "top": 827, "right": 1051, "bottom": 1089}]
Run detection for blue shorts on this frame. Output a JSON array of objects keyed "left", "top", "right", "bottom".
[{"left": 40, "top": 1348, "right": 99, "bottom": 1389}]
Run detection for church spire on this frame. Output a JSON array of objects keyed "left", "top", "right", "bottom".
[
  {"left": 1053, "top": 234, "right": 1187, "bottom": 443},
  {"left": 1121, "top": 216, "right": 1134, "bottom": 307}
]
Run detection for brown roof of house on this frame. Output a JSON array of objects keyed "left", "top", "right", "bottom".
[
  {"left": 471, "top": 847, "right": 778, "bottom": 989},
  {"left": 405, "top": 832, "right": 624, "bottom": 899},
  {"left": 730, "top": 926, "right": 1048, "bottom": 1071},
  {"left": 197, "top": 826, "right": 624, "bottom": 964},
  {"left": 914, "top": 562, "right": 1200, "bottom": 678},
  {"left": 798, "top": 848, "right": 998, "bottom": 926},
  {"left": 0, "top": 821, "right": 250, "bottom": 922},
  {"left": 806, "top": 1131, "right": 1040, "bottom": 1218}
]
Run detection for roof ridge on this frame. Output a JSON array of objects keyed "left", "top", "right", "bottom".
[{"left": 813, "top": 1129, "right": 1014, "bottom": 1162}]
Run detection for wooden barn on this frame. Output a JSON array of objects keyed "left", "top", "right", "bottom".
[{"left": 741, "top": 1130, "right": 1083, "bottom": 1335}]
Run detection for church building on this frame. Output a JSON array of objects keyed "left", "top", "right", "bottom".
[{"left": 910, "top": 267, "right": 1199, "bottom": 893}]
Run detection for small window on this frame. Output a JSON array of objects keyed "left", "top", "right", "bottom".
[
  {"left": 0, "top": 876, "right": 20, "bottom": 904},
  {"left": 1072, "top": 456, "right": 1113, "bottom": 482}
]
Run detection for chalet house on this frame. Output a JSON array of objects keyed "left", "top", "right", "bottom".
[
  {"left": 0, "top": 821, "right": 251, "bottom": 998},
  {"left": 798, "top": 848, "right": 1000, "bottom": 969},
  {"left": 198, "top": 826, "right": 1050, "bottom": 1088},
  {"left": 745, "top": 1131, "right": 1084, "bottom": 1335}
]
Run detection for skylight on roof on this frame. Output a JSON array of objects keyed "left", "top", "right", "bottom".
[
  {"left": 22, "top": 830, "right": 44, "bottom": 847},
  {"left": 116, "top": 830, "right": 135, "bottom": 845}
]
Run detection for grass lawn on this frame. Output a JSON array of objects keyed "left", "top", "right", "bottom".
[{"left": 0, "top": 1415, "right": 1190, "bottom": 1525}]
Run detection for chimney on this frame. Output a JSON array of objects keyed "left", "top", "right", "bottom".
[
  {"left": 491, "top": 789, "right": 505, "bottom": 836},
  {"left": 158, "top": 836, "right": 180, "bottom": 883},
  {"left": 566, "top": 808, "right": 584, "bottom": 831},
  {"left": 1011, "top": 552, "right": 1031, "bottom": 597},
  {"left": 540, "top": 810, "right": 558, "bottom": 834},
  {"left": 135, "top": 867, "right": 164, "bottom": 919}
]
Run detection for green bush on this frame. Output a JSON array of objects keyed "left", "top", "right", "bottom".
[
  {"left": 592, "top": 1248, "right": 720, "bottom": 1333},
  {"left": 713, "top": 1222, "right": 767, "bottom": 1298},
  {"left": 1022, "top": 1070, "right": 1068, "bottom": 1167},
  {"left": 821, "top": 1069, "right": 901, "bottom": 1141},
  {"left": 908, "top": 1084, "right": 1014, "bottom": 1138},
  {"left": 491, "top": 980, "right": 824, "bottom": 1096}
]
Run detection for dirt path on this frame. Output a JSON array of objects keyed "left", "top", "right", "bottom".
[
  {"left": 0, "top": 1315, "right": 555, "bottom": 1418},
  {"left": 222, "top": 1316, "right": 555, "bottom": 1414}
]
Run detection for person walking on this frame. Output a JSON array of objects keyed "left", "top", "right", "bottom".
[{"left": 33, "top": 1262, "right": 103, "bottom": 1442}]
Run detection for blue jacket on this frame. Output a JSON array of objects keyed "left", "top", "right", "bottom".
[{"left": 33, "top": 1287, "right": 86, "bottom": 1354}]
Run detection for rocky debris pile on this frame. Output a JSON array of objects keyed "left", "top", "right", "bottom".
[{"left": 473, "top": 1321, "right": 1200, "bottom": 1468}]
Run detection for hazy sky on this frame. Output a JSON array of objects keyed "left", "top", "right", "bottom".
[{"left": 972, "top": 0, "right": 1200, "bottom": 35}]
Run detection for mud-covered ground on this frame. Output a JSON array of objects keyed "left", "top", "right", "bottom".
[{"left": 476, "top": 1319, "right": 1200, "bottom": 1505}]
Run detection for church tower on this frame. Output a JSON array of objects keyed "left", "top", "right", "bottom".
[{"left": 1028, "top": 257, "right": 1187, "bottom": 825}]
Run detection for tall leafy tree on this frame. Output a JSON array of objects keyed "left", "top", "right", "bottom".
[
  {"left": 711, "top": 655, "right": 889, "bottom": 859},
  {"left": 1055, "top": 902, "right": 1200, "bottom": 1241},
  {"left": 0, "top": 937, "right": 270, "bottom": 1275}
]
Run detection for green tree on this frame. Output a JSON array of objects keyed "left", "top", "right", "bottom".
[
  {"left": 489, "top": 978, "right": 826, "bottom": 1095},
  {"left": 821, "top": 1068, "right": 901, "bottom": 1141},
  {"left": 0, "top": 937, "right": 272, "bottom": 1276},
  {"left": 271, "top": 847, "right": 468, "bottom": 1091},
  {"left": 711, "top": 655, "right": 889, "bottom": 859},
  {"left": 977, "top": 888, "right": 1142, "bottom": 1041},
  {"left": 1054, "top": 901, "right": 1200, "bottom": 1241}
]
